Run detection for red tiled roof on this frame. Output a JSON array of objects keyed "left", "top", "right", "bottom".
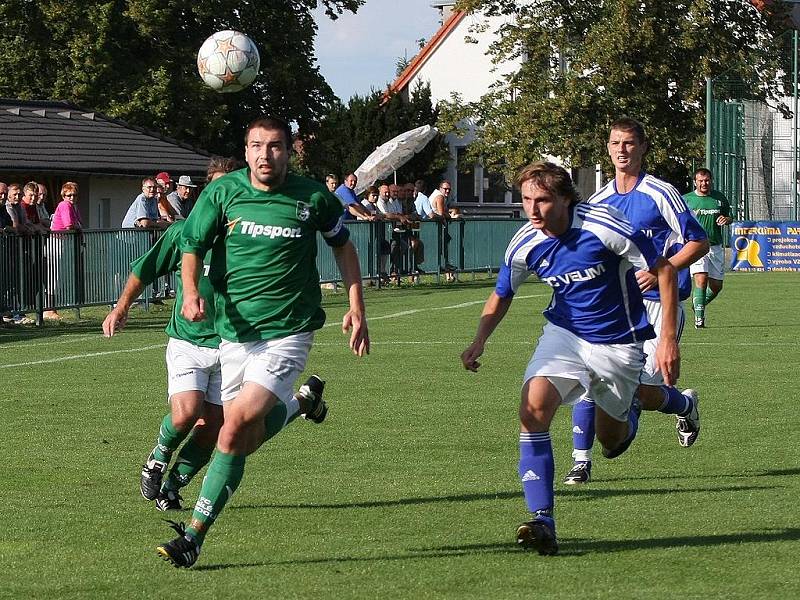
[{"left": 385, "top": 10, "right": 466, "bottom": 98}]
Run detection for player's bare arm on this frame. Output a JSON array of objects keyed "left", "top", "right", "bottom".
[
  {"left": 462, "top": 292, "right": 512, "bottom": 372},
  {"left": 652, "top": 257, "right": 680, "bottom": 385},
  {"left": 180, "top": 252, "right": 206, "bottom": 322},
  {"left": 333, "top": 241, "right": 370, "bottom": 356},
  {"left": 102, "top": 273, "right": 145, "bottom": 337}
]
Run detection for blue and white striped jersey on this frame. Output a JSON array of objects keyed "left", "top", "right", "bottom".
[
  {"left": 589, "top": 173, "right": 707, "bottom": 301},
  {"left": 496, "top": 202, "right": 659, "bottom": 343}
]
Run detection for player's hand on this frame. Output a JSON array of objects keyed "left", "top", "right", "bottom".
[
  {"left": 655, "top": 336, "right": 680, "bottom": 386},
  {"left": 181, "top": 294, "right": 206, "bottom": 322},
  {"left": 716, "top": 215, "right": 731, "bottom": 226},
  {"left": 461, "top": 341, "right": 484, "bottom": 372},
  {"left": 102, "top": 308, "right": 128, "bottom": 337},
  {"left": 635, "top": 269, "right": 658, "bottom": 293},
  {"left": 342, "top": 310, "right": 370, "bottom": 356}
]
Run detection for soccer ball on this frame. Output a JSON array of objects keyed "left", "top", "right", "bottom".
[{"left": 196, "top": 30, "right": 260, "bottom": 93}]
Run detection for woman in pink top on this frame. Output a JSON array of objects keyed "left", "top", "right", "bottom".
[
  {"left": 50, "top": 182, "right": 82, "bottom": 231},
  {"left": 45, "top": 182, "right": 83, "bottom": 320}
]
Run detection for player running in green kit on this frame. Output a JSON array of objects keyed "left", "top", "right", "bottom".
[
  {"left": 103, "top": 220, "right": 327, "bottom": 513},
  {"left": 155, "top": 116, "right": 369, "bottom": 568},
  {"left": 684, "top": 168, "right": 733, "bottom": 328}
]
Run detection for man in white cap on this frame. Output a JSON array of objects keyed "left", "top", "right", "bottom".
[{"left": 167, "top": 175, "right": 197, "bottom": 219}]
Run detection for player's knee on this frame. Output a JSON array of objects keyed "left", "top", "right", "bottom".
[
  {"left": 596, "top": 427, "right": 626, "bottom": 451},
  {"left": 199, "top": 404, "right": 224, "bottom": 432},
  {"left": 518, "top": 400, "right": 555, "bottom": 430},
  {"left": 636, "top": 385, "right": 662, "bottom": 411},
  {"left": 170, "top": 397, "right": 205, "bottom": 431}
]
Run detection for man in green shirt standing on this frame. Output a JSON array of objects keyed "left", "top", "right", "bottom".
[
  {"left": 684, "top": 168, "right": 733, "bottom": 328},
  {"left": 156, "top": 116, "right": 370, "bottom": 568}
]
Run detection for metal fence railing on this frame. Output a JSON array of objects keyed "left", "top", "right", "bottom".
[{"left": 0, "top": 219, "right": 527, "bottom": 322}]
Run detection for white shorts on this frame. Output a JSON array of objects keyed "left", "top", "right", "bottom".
[
  {"left": 641, "top": 299, "right": 685, "bottom": 386},
  {"left": 166, "top": 338, "right": 223, "bottom": 405},
  {"left": 219, "top": 331, "right": 314, "bottom": 403},
  {"left": 523, "top": 322, "right": 646, "bottom": 422},
  {"left": 690, "top": 244, "right": 725, "bottom": 279}
]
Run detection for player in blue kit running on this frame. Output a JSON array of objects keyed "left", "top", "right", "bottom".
[
  {"left": 461, "top": 161, "right": 679, "bottom": 555},
  {"left": 563, "top": 118, "right": 710, "bottom": 486}
]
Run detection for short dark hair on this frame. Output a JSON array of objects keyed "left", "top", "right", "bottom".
[
  {"left": 694, "top": 167, "right": 712, "bottom": 179},
  {"left": 610, "top": 117, "right": 647, "bottom": 143},
  {"left": 244, "top": 115, "right": 292, "bottom": 149},
  {"left": 366, "top": 185, "right": 379, "bottom": 197},
  {"left": 515, "top": 161, "right": 578, "bottom": 204}
]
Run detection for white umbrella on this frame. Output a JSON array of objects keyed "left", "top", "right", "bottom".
[{"left": 353, "top": 125, "right": 438, "bottom": 195}]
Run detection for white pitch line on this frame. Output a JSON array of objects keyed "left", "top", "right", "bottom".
[
  {"left": 321, "top": 293, "right": 548, "bottom": 328},
  {"left": 0, "top": 344, "right": 167, "bottom": 369},
  {"left": 0, "top": 293, "right": 545, "bottom": 369}
]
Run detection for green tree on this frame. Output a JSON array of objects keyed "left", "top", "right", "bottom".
[
  {"left": 300, "top": 82, "right": 449, "bottom": 189},
  {"left": 439, "top": 0, "right": 793, "bottom": 188},
  {"left": 0, "top": 0, "right": 363, "bottom": 156}
]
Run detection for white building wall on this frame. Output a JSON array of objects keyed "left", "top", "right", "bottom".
[
  {"left": 409, "top": 13, "right": 519, "bottom": 106},
  {"left": 404, "top": 12, "right": 521, "bottom": 206},
  {"left": 84, "top": 177, "right": 143, "bottom": 229}
]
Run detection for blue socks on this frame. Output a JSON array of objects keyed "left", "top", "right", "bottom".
[
  {"left": 519, "top": 431, "right": 554, "bottom": 522},
  {"left": 657, "top": 386, "right": 691, "bottom": 416},
  {"left": 571, "top": 399, "right": 595, "bottom": 462}
]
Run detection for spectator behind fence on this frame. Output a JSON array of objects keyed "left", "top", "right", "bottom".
[
  {"left": 44, "top": 183, "right": 82, "bottom": 321},
  {"left": 429, "top": 180, "right": 457, "bottom": 280},
  {"left": 122, "top": 178, "right": 168, "bottom": 228},
  {"left": 0, "top": 182, "right": 13, "bottom": 231},
  {"left": 155, "top": 172, "right": 179, "bottom": 223},
  {"left": 0, "top": 182, "right": 11, "bottom": 322},
  {"left": 429, "top": 180, "right": 451, "bottom": 218},
  {"left": 22, "top": 182, "right": 48, "bottom": 233},
  {"left": 166, "top": 176, "right": 197, "bottom": 219},
  {"left": 335, "top": 173, "right": 375, "bottom": 221},
  {"left": 377, "top": 184, "right": 424, "bottom": 282},
  {"left": 325, "top": 173, "right": 338, "bottom": 193},
  {"left": 36, "top": 183, "right": 51, "bottom": 228},
  {"left": 359, "top": 185, "right": 391, "bottom": 280},
  {"left": 413, "top": 180, "right": 435, "bottom": 220},
  {"left": 401, "top": 183, "right": 425, "bottom": 278},
  {"left": 6, "top": 183, "right": 32, "bottom": 234},
  {"left": 51, "top": 182, "right": 83, "bottom": 232},
  {"left": 207, "top": 156, "right": 239, "bottom": 182}
]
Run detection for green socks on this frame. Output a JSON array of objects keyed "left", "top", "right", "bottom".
[
  {"left": 152, "top": 414, "right": 189, "bottom": 463},
  {"left": 692, "top": 286, "right": 706, "bottom": 319},
  {"left": 161, "top": 434, "right": 214, "bottom": 493},
  {"left": 187, "top": 451, "right": 245, "bottom": 545}
]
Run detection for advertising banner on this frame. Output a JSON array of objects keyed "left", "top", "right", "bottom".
[{"left": 730, "top": 221, "right": 800, "bottom": 272}]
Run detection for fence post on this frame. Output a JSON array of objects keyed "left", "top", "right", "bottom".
[{"left": 34, "top": 233, "right": 44, "bottom": 326}]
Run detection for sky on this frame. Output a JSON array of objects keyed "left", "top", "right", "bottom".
[{"left": 312, "top": 0, "right": 445, "bottom": 102}]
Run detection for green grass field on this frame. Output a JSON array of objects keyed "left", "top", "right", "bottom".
[{"left": 1, "top": 272, "right": 798, "bottom": 599}]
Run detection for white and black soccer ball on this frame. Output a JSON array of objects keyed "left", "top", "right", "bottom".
[{"left": 196, "top": 30, "right": 260, "bottom": 93}]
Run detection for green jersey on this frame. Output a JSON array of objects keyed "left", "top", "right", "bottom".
[
  {"left": 683, "top": 190, "right": 731, "bottom": 246},
  {"left": 181, "top": 169, "right": 349, "bottom": 343},
  {"left": 130, "top": 221, "right": 219, "bottom": 348}
]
